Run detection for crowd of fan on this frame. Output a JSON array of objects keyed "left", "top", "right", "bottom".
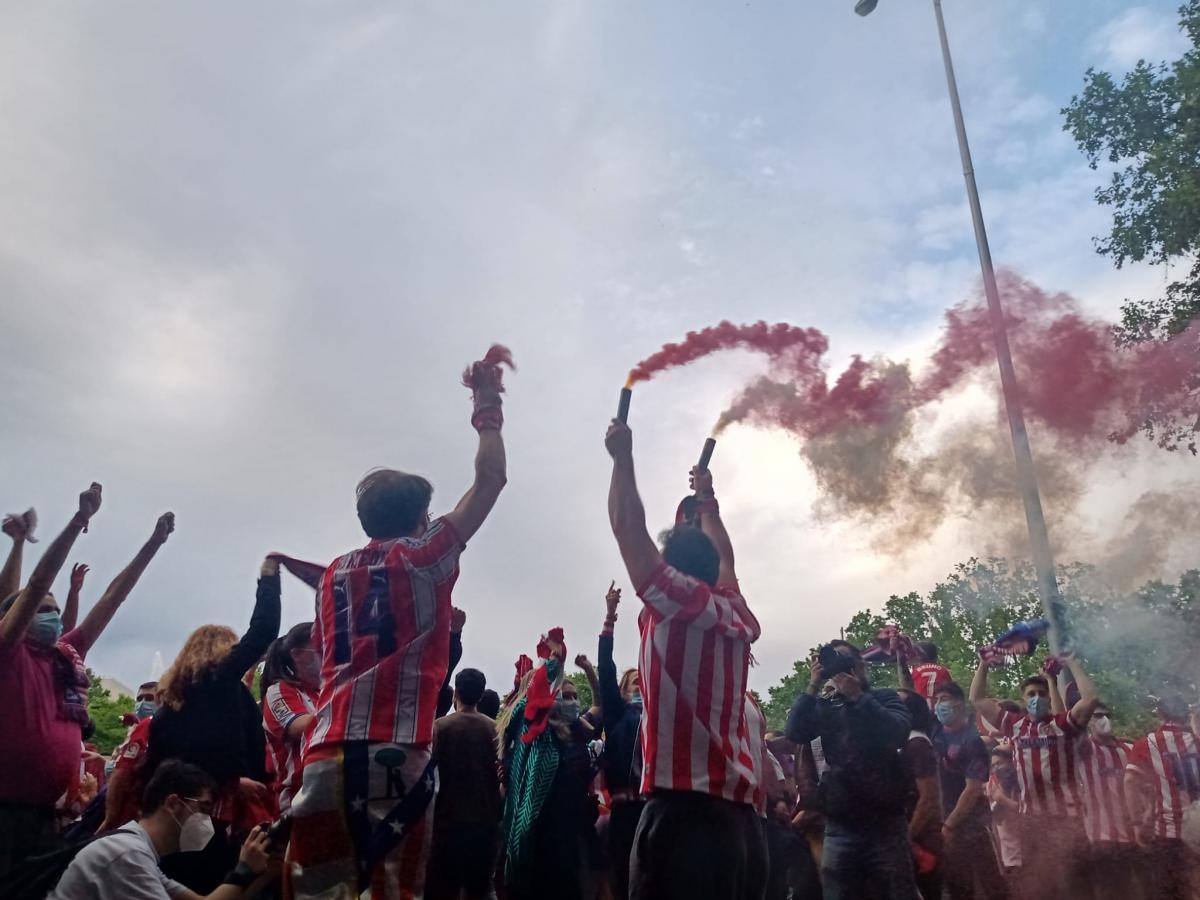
[{"left": 1, "top": 352, "right": 1198, "bottom": 900}]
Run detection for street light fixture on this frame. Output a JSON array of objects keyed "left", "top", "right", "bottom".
[{"left": 855, "top": 0, "right": 1068, "bottom": 652}]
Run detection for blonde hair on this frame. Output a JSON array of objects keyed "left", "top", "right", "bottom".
[
  {"left": 619, "top": 668, "right": 640, "bottom": 698},
  {"left": 496, "top": 668, "right": 535, "bottom": 758},
  {"left": 158, "top": 625, "right": 239, "bottom": 711}
]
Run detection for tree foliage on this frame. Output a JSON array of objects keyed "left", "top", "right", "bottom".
[
  {"left": 86, "top": 669, "right": 134, "bottom": 756},
  {"left": 1063, "top": 1, "right": 1200, "bottom": 449},
  {"left": 762, "top": 559, "right": 1200, "bottom": 738}
]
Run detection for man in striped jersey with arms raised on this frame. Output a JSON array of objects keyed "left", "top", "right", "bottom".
[
  {"left": 287, "top": 347, "right": 512, "bottom": 900},
  {"left": 1075, "top": 699, "right": 1140, "bottom": 900},
  {"left": 970, "top": 651, "right": 1100, "bottom": 900},
  {"left": 1125, "top": 692, "right": 1200, "bottom": 900},
  {"left": 604, "top": 418, "right": 766, "bottom": 900}
]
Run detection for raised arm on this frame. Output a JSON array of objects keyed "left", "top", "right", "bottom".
[
  {"left": 444, "top": 347, "right": 511, "bottom": 544},
  {"left": 690, "top": 467, "right": 735, "bottom": 585},
  {"left": 597, "top": 582, "right": 624, "bottom": 729},
  {"left": 436, "top": 607, "right": 466, "bottom": 718},
  {"left": 1064, "top": 652, "right": 1100, "bottom": 729},
  {"left": 969, "top": 657, "right": 1003, "bottom": 728},
  {"left": 574, "top": 652, "right": 601, "bottom": 716},
  {"left": 221, "top": 558, "right": 282, "bottom": 681},
  {"left": 61, "top": 563, "right": 88, "bottom": 632},
  {"left": 897, "top": 656, "right": 914, "bottom": 691},
  {"left": 0, "top": 484, "right": 101, "bottom": 652},
  {"left": 0, "top": 511, "right": 32, "bottom": 600},
  {"left": 605, "top": 421, "right": 662, "bottom": 590},
  {"left": 1046, "top": 660, "right": 1067, "bottom": 716},
  {"left": 69, "top": 513, "right": 174, "bottom": 655}
]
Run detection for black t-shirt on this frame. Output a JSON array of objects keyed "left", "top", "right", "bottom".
[{"left": 930, "top": 722, "right": 990, "bottom": 821}]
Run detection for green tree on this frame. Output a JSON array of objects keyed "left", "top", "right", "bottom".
[
  {"left": 761, "top": 560, "right": 1200, "bottom": 737},
  {"left": 1063, "top": 0, "right": 1200, "bottom": 451},
  {"left": 86, "top": 670, "right": 134, "bottom": 756},
  {"left": 566, "top": 671, "right": 594, "bottom": 710}
]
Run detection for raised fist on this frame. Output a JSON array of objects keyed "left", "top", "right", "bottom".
[
  {"left": 605, "top": 421, "right": 633, "bottom": 461},
  {"left": 151, "top": 512, "right": 175, "bottom": 545},
  {"left": 78, "top": 483, "right": 103, "bottom": 521},
  {"left": 450, "top": 607, "right": 467, "bottom": 634}
]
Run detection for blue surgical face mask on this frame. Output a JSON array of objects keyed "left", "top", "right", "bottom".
[
  {"left": 30, "top": 611, "right": 63, "bottom": 646},
  {"left": 134, "top": 700, "right": 157, "bottom": 720},
  {"left": 934, "top": 701, "right": 957, "bottom": 725},
  {"left": 629, "top": 689, "right": 643, "bottom": 707},
  {"left": 1027, "top": 695, "right": 1048, "bottom": 719}
]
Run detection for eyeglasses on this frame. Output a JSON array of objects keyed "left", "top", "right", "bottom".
[{"left": 182, "top": 796, "right": 216, "bottom": 816}]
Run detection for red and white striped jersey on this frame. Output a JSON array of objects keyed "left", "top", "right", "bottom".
[
  {"left": 636, "top": 563, "right": 761, "bottom": 807},
  {"left": 1127, "top": 723, "right": 1200, "bottom": 840},
  {"left": 305, "top": 517, "right": 464, "bottom": 759},
  {"left": 743, "top": 692, "right": 767, "bottom": 816},
  {"left": 911, "top": 663, "right": 953, "bottom": 706},
  {"left": 999, "top": 709, "right": 1082, "bottom": 816},
  {"left": 1076, "top": 736, "right": 1134, "bottom": 844},
  {"left": 263, "top": 680, "right": 318, "bottom": 812}
]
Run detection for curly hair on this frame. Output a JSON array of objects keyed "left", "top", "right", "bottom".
[{"left": 158, "top": 625, "right": 239, "bottom": 711}]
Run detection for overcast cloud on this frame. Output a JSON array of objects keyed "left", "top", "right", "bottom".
[{"left": 0, "top": 0, "right": 1194, "bottom": 696}]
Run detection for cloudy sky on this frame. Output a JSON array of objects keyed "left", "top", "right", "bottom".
[{"left": 1, "top": 1, "right": 1194, "bottom": 697}]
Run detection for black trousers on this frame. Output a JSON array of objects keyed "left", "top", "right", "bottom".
[
  {"left": 630, "top": 790, "right": 767, "bottom": 900},
  {"left": 1087, "top": 841, "right": 1144, "bottom": 900},
  {"left": 608, "top": 799, "right": 646, "bottom": 900},
  {"left": 427, "top": 822, "right": 500, "bottom": 900},
  {"left": 943, "top": 821, "right": 1008, "bottom": 900}
]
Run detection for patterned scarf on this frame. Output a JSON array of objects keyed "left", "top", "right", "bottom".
[
  {"left": 29, "top": 639, "right": 91, "bottom": 726},
  {"left": 503, "top": 658, "right": 563, "bottom": 883}
]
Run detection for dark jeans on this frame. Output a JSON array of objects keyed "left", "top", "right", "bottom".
[
  {"left": 821, "top": 816, "right": 918, "bottom": 900},
  {"left": 944, "top": 821, "right": 1008, "bottom": 900},
  {"left": 0, "top": 802, "right": 59, "bottom": 878},
  {"left": 1016, "top": 815, "right": 1089, "bottom": 900},
  {"left": 630, "top": 790, "right": 767, "bottom": 900},
  {"left": 427, "top": 822, "right": 500, "bottom": 900},
  {"left": 1088, "top": 841, "right": 1144, "bottom": 900},
  {"left": 607, "top": 799, "right": 645, "bottom": 900},
  {"left": 1142, "top": 838, "right": 1195, "bottom": 900}
]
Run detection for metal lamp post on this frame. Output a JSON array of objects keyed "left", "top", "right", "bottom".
[{"left": 856, "top": 0, "right": 1067, "bottom": 651}]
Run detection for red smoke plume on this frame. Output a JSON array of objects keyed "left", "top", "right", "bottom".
[
  {"left": 626, "top": 321, "right": 828, "bottom": 388},
  {"left": 630, "top": 273, "right": 1199, "bottom": 568}
]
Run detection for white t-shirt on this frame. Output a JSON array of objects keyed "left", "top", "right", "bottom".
[{"left": 50, "top": 820, "right": 190, "bottom": 900}]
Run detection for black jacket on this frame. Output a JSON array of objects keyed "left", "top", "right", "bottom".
[
  {"left": 148, "top": 574, "right": 282, "bottom": 785},
  {"left": 784, "top": 687, "right": 911, "bottom": 825},
  {"left": 597, "top": 633, "right": 642, "bottom": 794}
]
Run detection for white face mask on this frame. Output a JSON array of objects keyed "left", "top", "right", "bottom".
[
  {"left": 1091, "top": 716, "right": 1113, "bottom": 737},
  {"left": 173, "top": 801, "right": 215, "bottom": 853}
]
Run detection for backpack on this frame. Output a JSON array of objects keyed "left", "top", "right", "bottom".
[{"left": 0, "top": 828, "right": 136, "bottom": 900}]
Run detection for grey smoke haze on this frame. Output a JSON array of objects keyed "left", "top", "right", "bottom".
[{"left": 0, "top": 1, "right": 1193, "bottom": 694}]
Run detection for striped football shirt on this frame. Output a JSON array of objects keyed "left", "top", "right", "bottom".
[{"left": 636, "top": 563, "right": 761, "bottom": 807}]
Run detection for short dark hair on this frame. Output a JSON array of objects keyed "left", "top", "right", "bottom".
[
  {"left": 661, "top": 525, "right": 720, "bottom": 587},
  {"left": 455, "top": 668, "right": 487, "bottom": 707},
  {"left": 478, "top": 689, "right": 501, "bottom": 719},
  {"left": 142, "top": 760, "right": 217, "bottom": 815},
  {"left": 1020, "top": 675, "right": 1049, "bottom": 694},
  {"left": 0, "top": 592, "right": 20, "bottom": 615},
  {"left": 900, "top": 690, "right": 931, "bottom": 733},
  {"left": 913, "top": 641, "right": 938, "bottom": 663},
  {"left": 356, "top": 469, "right": 433, "bottom": 539},
  {"left": 935, "top": 682, "right": 965, "bottom": 702},
  {"left": 828, "top": 639, "right": 862, "bottom": 659},
  {"left": 138, "top": 681, "right": 158, "bottom": 692}
]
